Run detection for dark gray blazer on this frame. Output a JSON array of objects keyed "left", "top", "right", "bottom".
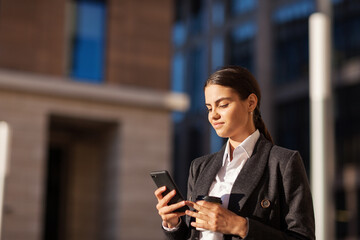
[{"left": 164, "top": 135, "right": 315, "bottom": 240}]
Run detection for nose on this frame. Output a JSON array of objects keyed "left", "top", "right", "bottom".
[{"left": 209, "top": 108, "right": 220, "bottom": 120}]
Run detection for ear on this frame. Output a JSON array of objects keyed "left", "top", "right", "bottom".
[{"left": 247, "top": 93, "right": 258, "bottom": 112}]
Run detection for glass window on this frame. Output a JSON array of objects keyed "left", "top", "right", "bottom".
[
  {"left": 171, "top": 52, "right": 186, "bottom": 122},
  {"left": 172, "top": 52, "right": 186, "bottom": 93},
  {"left": 174, "top": 0, "right": 185, "bottom": 22},
  {"left": 332, "top": 0, "right": 343, "bottom": 4},
  {"left": 173, "top": 22, "right": 187, "bottom": 47},
  {"left": 273, "top": 1, "right": 315, "bottom": 24},
  {"left": 230, "top": 0, "right": 257, "bottom": 15},
  {"left": 188, "top": 46, "right": 206, "bottom": 113},
  {"left": 276, "top": 98, "right": 310, "bottom": 175},
  {"left": 211, "top": 36, "right": 225, "bottom": 71},
  {"left": 273, "top": 1, "right": 312, "bottom": 85},
  {"left": 231, "top": 22, "right": 256, "bottom": 41},
  {"left": 229, "top": 22, "right": 256, "bottom": 72},
  {"left": 173, "top": 0, "right": 187, "bottom": 47},
  {"left": 190, "top": 0, "right": 205, "bottom": 34},
  {"left": 273, "top": 23, "right": 309, "bottom": 85},
  {"left": 335, "top": 84, "right": 360, "bottom": 168},
  {"left": 333, "top": 0, "right": 360, "bottom": 67},
  {"left": 335, "top": 188, "right": 348, "bottom": 238},
  {"left": 212, "top": 1, "right": 225, "bottom": 26},
  {"left": 334, "top": 69, "right": 360, "bottom": 240},
  {"left": 70, "top": 0, "right": 106, "bottom": 83}
]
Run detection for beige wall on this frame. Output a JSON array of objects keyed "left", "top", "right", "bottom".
[
  {"left": 0, "top": 72, "right": 177, "bottom": 240},
  {"left": 0, "top": 0, "right": 178, "bottom": 238}
]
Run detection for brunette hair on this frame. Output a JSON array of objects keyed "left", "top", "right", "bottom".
[{"left": 204, "top": 66, "right": 274, "bottom": 144}]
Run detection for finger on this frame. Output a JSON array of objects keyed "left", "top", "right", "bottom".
[
  {"left": 154, "top": 186, "right": 167, "bottom": 200},
  {"left": 159, "top": 200, "right": 187, "bottom": 214},
  {"left": 185, "top": 209, "right": 211, "bottom": 223},
  {"left": 190, "top": 221, "right": 207, "bottom": 230},
  {"left": 184, "top": 200, "right": 195, "bottom": 208},
  {"left": 160, "top": 189, "right": 177, "bottom": 206},
  {"left": 195, "top": 201, "right": 222, "bottom": 215},
  {"left": 186, "top": 201, "right": 224, "bottom": 222},
  {"left": 186, "top": 201, "right": 210, "bottom": 214},
  {"left": 160, "top": 210, "right": 186, "bottom": 221},
  {"left": 160, "top": 213, "right": 184, "bottom": 222},
  {"left": 196, "top": 200, "right": 217, "bottom": 209},
  {"left": 157, "top": 190, "right": 182, "bottom": 212}
]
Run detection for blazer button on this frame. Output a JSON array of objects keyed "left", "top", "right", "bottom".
[{"left": 261, "top": 199, "right": 271, "bottom": 208}]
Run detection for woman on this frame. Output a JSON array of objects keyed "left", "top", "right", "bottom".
[{"left": 154, "top": 66, "right": 315, "bottom": 240}]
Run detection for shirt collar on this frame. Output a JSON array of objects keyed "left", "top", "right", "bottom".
[{"left": 223, "top": 129, "right": 260, "bottom": 164}]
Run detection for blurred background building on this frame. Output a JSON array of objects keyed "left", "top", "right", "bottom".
[
  {"left": 0, "top": 0, "right": 359, "bottom": 240},
  {"left": 171, "top": 0, "right": 360, "bottom": 240},
  {"left": 0, "top": 0, "right": 189, "bottom": 240}
]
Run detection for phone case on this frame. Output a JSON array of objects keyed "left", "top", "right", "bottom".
[{"left": 150, "top": 170, "right": 189, "bottom": 212}]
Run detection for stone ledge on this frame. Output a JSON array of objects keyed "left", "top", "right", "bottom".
[{"left": 0, "top": 69, "right": 189, "bottom": 112}]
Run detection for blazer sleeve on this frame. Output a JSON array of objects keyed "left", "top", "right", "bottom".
[
  {"left": 162, "top": 218, "right": 190, "bottom": 240},
  {"left": 244, "top": 151, "right": 315, "bottom": 240}
]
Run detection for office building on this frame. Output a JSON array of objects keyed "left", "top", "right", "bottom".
[
  {"left": 171, "top": 0, "right": 360, "bottom": 239},
  {"left": 0, "top": 0, "right": 188, "bottom": 239}
]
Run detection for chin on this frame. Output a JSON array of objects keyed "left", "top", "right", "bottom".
[{"left": 215, "top": 131, "right": 228, "bottom": 139}]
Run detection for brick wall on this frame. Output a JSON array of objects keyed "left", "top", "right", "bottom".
[
  {"left": 0, "top": 0, "right": 66, "bottom": 75},
  {"left": 106, "top": 0, "right": 173, "bottom": 90}
]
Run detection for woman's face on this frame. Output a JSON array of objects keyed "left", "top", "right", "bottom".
[{"left": 205, "top": 84, "right": 257, "bottom": 142}]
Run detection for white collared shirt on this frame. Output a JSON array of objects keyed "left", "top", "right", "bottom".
[{"left": 200, "top": 129, "right": 260, "bottom": 240}]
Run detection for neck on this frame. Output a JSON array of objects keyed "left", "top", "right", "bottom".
[{"left": 228, "top": 128, "right": 256, "bottom": 161}]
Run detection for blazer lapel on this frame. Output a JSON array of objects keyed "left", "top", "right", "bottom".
[
  {"left": 192, "top": 145, "right": 225, "bottom": 199},
  {"left": 228, "top": 135, "right": 273, "bottom": 212}
]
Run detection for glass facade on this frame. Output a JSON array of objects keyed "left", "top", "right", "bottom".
[
  {"left": 333, "top": 0, "right": 360, "bottom": 67},
  {"left": 335, "top": 84, "right": 360, "bottom": 239},
  {"left": 190, "top": 0, "right": 205, "bottom": 34},
  {"left": 70, "top": 0, "right": 106, "bottom": 83},
  {"left": 273, "top": 1, "right": 315, "bottom": 85},
  {"left": 230, "top": 0, "right": 257, "bottom": 15},
  {"left": 172, "top": 0, "right": 360, "bottom": 239},
  {"left": 211, "top": 1, "right": 225, "bottom": 26},
  {"left": 229, "top": 22, "right": 256, "bottom": 72},
  {"left": 277, "top": 98, "right": 310, "bottom": 174}
]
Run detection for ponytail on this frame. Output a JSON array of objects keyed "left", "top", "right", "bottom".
[{"left": 254, "top": 106, "right": 274, "bottom": 144}]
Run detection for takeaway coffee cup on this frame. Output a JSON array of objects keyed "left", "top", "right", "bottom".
[{"left": 195, "top": 196, "right": 222, "bottom": 231}]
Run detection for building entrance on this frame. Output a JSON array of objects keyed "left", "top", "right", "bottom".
[{"left": 43, "top": 115, "right": 119, "bottom": 240}]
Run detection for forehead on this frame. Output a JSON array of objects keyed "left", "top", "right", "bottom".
[{"left": 204, "top": 85, "right": 238, "bottom": 102}]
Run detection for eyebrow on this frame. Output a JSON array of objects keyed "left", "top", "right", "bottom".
[{"left": 205, "top": 97, "right": 232, "bottom": 107}]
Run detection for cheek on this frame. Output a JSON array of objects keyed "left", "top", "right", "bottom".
[{"left": 229, "top": 109, "right": 247, "bottom": 125}]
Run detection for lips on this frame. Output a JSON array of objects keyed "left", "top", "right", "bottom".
[{"left": 212, "top": 122, "right": 224, "bottom": 129}]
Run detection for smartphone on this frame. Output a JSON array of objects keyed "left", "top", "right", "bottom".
[{"left": 150, "top": 170, "right": 189, "bottom": 212}]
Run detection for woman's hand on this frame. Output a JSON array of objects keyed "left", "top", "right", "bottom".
[
  {"left": 154, "top": 186, "right": 187, "bottom": 228},
  {"left": 185, "top": 200, "right": 248, "bottom": 238}
]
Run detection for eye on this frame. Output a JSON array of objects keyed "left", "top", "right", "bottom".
[
  {"left": 206, "top": 108, "right": 212, "bottom": 112},
  {"left": 219, "top": 103, "right": 229, "bottom": 108}
]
